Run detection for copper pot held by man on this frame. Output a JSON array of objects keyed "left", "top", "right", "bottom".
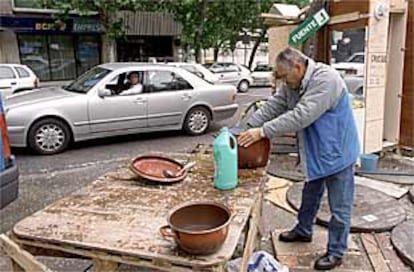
[{"left": 230, "top": 127, "right": 271, "bottom": 169}]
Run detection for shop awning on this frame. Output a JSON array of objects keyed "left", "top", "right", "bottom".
[
  {"left": 261, "top": 3, "right": 308, "bottom": 26},
  {"left": 118, "top": 11, "right": 182, "bottom": 36}
]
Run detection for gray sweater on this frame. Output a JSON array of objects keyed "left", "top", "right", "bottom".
[{"left": 248, "top": 58, "right": 347, "bottom": 137}]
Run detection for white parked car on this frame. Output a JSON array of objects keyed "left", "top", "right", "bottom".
[
  {"left": 251, "top": 63, "right": 273, "bottom": 87},
  {"left": 0, "top": 64, "right": 39, "bottom": 97},
  {"left": 166, "top": 62, "right": 219, "bottom": 84},
  {"left": 209, "top": 62, "right": 253, "bottom": 92},
  {"left": 344, "top": 75, "right": 364, "bottom": 101},
  {"left": 332, "top": 52, "right": 365, "bottom": 76}
]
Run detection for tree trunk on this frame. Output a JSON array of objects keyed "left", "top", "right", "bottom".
[
  {"left": 100, "top": 11, "right": 117, "bottom": 63},
  {"left": 194, "top": 0, "right": 208, "bottom": 63},
  {"left": 248, "top": 27, "right": 266, "bottom": 69},
  {"left": 101, "top": 34, "right": 116, "bottom": 62},
  {"left": 213, "top": 46, "right": 219, "bottom": 61},
  {"left": 182, "top": 44, "right": 189, "bottom": 62}
]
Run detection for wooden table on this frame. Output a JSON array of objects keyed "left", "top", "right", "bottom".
[{"left": 1, "top": 152, "right": 266, "bottom": 272}]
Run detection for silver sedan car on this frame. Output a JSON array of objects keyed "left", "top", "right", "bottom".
[{"left": 5, "top": 63, "right": 238, "bottom": 155}]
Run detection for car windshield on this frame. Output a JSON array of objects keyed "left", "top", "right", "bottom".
[
  {"left": 347, "top": 54, "right": 364, "bottom": 63},
  {"left": 254, "top": 65, "right": 272, "bottom": 72},
  {"left": 64, "top": 67, "right": 111, "bottom": 93},
  {"left": 181, "top": 65, "right": 199, "bottom": 74}
]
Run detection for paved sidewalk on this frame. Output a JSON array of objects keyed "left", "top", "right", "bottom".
[{"left": 261, "top": 174, "right": 414, "bottom": 272}]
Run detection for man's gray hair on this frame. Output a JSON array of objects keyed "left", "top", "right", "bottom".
[{"left": 276, "top": 47, "right": 308, "bottom": 69}]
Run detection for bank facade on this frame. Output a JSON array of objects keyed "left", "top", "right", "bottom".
[{"left": 0, "top": 0, "right": 182, "bottom": 82}]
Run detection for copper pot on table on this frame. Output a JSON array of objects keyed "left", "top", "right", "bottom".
[{"left": 160, "top": 201, "right": 231, "bottom": 255}]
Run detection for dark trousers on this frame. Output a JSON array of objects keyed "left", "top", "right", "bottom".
[{"left": 294, "top": 164, "right": 355, "bottom": 257}]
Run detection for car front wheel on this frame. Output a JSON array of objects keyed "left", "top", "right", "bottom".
[
  {"left": 183, "top": 107, "right": 211, "bottom": 135},
  {"left": 28, "top": 118, "right": 71, "bottom": 155}
]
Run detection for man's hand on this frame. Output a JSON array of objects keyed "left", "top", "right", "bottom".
[{"left": 238, "top": 127, "right": 265, "bottom": 147}]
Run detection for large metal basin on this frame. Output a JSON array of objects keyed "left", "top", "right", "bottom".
[{"left": 160, "top": 201, "right": 231, "bottom": 255}]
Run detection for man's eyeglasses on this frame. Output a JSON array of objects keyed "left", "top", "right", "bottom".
[
  {"left": 273, "top": 71, "right": 288, "bottom": 90},
  {"left": 273, "top": 70, "right": 288, "bottom": 81}
]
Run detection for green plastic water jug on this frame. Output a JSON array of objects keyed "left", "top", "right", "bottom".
[{"left": 213, "top": 127, "right": 238, "bottom": 190}]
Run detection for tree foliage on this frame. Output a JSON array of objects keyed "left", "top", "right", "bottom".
[
  {"left": 243, "top": 0, "right": 310, "bottom": 68},
  {"left": 156, "top": 0, "right": 309, "bottom": 61},
  {"left": 42, "top": 0, "right": 310, "bottom": 62}
]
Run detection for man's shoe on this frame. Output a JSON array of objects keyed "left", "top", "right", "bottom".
[
  {"left": 314, "top": 254, "right": 342, "bottom": 270},
  {"left": 278, "top": 230, "right": 312, "bottom": 243}
]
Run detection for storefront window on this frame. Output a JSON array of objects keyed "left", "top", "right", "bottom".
[
  {"left": 14, "top": 0, "right": 60, "bottom": 9},
  {"left": 18, "top": 34, "right": 100, "bottom": 81},
  {"left": 18, "top": 35, "right": 51, "bottom": 81},
  {"left": 14, "top": 0, "right": 42, "bottom": 8},
  {"left": 76, "top": 36, "right": 100, "bottom": 75},
  {"left": 49, "top": 35, "right": 76, "bottom": 80}
]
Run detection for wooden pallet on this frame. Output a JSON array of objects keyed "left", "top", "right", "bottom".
[
  {"left": 270, "top": 230, "right": 412, "bottom": 271},
  {"left": 0, "top": 234, "right": 53, "bottom": 272}
]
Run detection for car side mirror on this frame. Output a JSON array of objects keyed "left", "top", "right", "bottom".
[
  {"left": 195, "top": 72, "right": 204, "bottom": 78},
  {"left": 98, "top": 88, "right": 112, "bottom": 97}
]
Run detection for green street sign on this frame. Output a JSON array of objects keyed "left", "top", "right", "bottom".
[{"left": 289, "top": 8, "right": 330, "bottom": 46}]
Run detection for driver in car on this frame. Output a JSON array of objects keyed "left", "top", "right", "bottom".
[{"left": 120, "top": 71, "right": 143, "bottom": 95}]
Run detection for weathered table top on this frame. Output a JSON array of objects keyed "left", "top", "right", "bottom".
[{"left": 12, "top": 152, "right": 266, "bottom": 268}]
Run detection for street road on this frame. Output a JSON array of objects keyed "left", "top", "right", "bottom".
[{"left": 0, "top": 87, "right": 272, "bottom": 233}]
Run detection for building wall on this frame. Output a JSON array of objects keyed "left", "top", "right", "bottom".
[
  {"left": 0, "top": 0, "right": 17, "bottom": 63},
  {"left": 198, "top": 40, "right": 269, "bottom": 66},
  {"left": 217, "top": 42, "right": 268, "bottom": 66},
  {"left": 0, "top": 31, "right": 20, "bottom": 63},
  {"left": 268, "top": 25, "right": 297, "bottom": 66},
  {"left": 0, "top": 0, "right": 12, "bottom": 14},
  {"left": 400, "top": 0, "right": 414, "bottom": 149},
  {"left": 362, "top": 0, "right": 391, "bottom": 153},
  {"left": 384, "top": 10, "right": 408, "bottom": 144}
]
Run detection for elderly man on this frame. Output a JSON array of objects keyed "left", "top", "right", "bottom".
[{"left": 238, "top": 47, "right": 360, "bottom": 270}]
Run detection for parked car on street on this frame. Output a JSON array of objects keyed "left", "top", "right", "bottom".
[
  {"left": 0, "top": 64, "right": 39, "bottom": 97},
  {"left": 209, "top": 62, "right": 253, "bottom": 93},
  {"left": 1, "top": 95, "right": 19, "bottom": 209},
  {"left": 343, "top": 75, "right": 364, "bottom": 101},
  {"left": 332, "top": 52, "right": 365, "bottom": 76},
  {"left": 202, "top": 63, "right": 213, "bottom": 69},
  {"left": 251, "top": 63, "right": 273, "bottom": 87},
  {"left": 0, "top": 85, "right": 12, "bottom": 101},
  {"left": 166, "top": 62, "right": 219, "bottom": 84},
  {"left": 4, "top": 63, "right": 238, "bottom": 155}
]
